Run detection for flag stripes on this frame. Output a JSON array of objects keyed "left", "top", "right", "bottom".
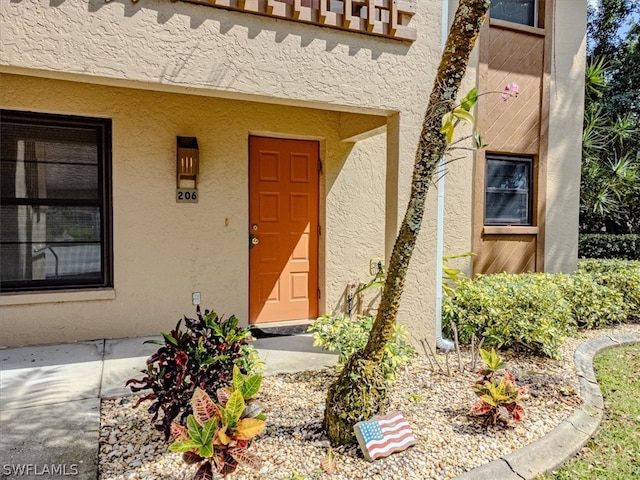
[{"left": 354, "top": 411, "right": 417, "bottom": 461}]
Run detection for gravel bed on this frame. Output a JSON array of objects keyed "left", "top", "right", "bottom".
[{"left": 99, "top": 323, "right": 640, "bottom": 480}]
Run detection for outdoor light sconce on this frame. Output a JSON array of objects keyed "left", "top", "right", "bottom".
[{"left": 176, "top": 136, "right": 199, "bottom": 188}]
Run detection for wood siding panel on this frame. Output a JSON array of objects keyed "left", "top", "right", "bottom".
[
  {"left": 473, "top": 4, "right": 554, "bottom": 276},
  {"left": 474, "top": 234, "right": 537, "bottom": 274},
  {"left": 479, "top": 29, "right": 544, "bottom": 155}
]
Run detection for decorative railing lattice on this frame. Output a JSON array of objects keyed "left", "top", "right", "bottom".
[{"left": 178, "top": 0, "right": 417, "bottom": 41}]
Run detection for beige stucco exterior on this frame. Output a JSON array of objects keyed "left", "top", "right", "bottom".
[
  {"left": 545, "top": 0, "right": 587, "bottom": 273},
  {"left": 0, "top": 0, "right": 585, "bottom": 347}
]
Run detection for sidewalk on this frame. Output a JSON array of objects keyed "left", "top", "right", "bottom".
[{"left": 1, "top": 332, "right": 638, "bottom": 479}]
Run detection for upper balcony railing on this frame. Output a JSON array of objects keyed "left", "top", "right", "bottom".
[{"left": 179, "top": 0, "right": 417, "bottom": 41}]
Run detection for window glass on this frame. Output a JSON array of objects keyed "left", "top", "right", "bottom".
[
  {"left": 490, "top": 0, "right": 537, "bottom": 27},
  {"left": 0, "top": 111, "right": 111, "bottom": 291},
  {"left": 485, "top": 156, "right": 533, "bottom": 225}
]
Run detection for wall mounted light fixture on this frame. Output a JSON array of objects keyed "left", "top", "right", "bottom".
[{"left": 176, "top": 136, "right": 199, "bottom": 188}]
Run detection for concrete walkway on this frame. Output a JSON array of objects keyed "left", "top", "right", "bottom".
[{"left": 1, "top": 332, "right": 638, "bottom": 479}]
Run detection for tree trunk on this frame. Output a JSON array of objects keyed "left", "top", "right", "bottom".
[{"left": 324, "top": 0, "right": 491, "bottom": 445}]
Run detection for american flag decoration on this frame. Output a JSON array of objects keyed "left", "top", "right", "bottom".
[{"left": 354, "top": 411, "right": 417, "bottom": 461}]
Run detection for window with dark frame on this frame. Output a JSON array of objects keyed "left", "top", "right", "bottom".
[
  {"left": 0, "top": 110, "right": 112, "bottom": 292},
  {"left": 490, "top": 0, "right": 538, "bottom": 27},
  {"left": 484, "top": 155, "right": 533, "bottom": 226}
]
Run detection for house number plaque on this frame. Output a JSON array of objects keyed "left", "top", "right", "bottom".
[{"left": 176, "top": 188, "right": 198, "bottom": 203}]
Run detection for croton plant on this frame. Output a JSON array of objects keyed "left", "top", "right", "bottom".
[
  {"left": 472, "top": 348, "right": 528, "bottom": 425},
  {"left": 126, "top": 306, "right": 263, "bottom": 438},
  {"left": 169, "top": 365, "right": 266, "bottom": 479}
]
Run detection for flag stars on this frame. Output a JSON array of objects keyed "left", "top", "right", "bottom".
[{"left": 360, "top": 421, "right": 383, "bottom": 442}]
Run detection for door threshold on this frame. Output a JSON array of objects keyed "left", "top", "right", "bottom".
[{"left": 250, "top": 320, "right": 314, "bottom": 338}]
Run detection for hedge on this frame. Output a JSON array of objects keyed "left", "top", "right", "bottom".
[
  {"left": 442, "top": 273, "right": 575, "bottom": 359},
  {"left": 577, "top": 259, "right": 640, "bottom": 320},
  {"left": 579, "top": 233, "right": 640, "bottom": 260},
  {"left": 443, "top": 259, "right": 640, "bottom": 358}
]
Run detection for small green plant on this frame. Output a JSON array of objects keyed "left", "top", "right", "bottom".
[
  {"left": 285, "top": 471, "right": 307, "bottom": 480},
  {"left": 440, "top": 85, "right": 519, "bottom": 148},
  {"left": 440, "top": 87, "right": 481, "bottom": 145},
  {"left": 471, "top": 348, "right": 527, "bottom": 426},
  {"left": 308, "top": 313, "right": 416, "bottom": 384},
  {"left": 320, "top": 449, "right": 337, "bottom": 475},
  {"left": 354, "top": 258, "right": 386, "bottom": 295},
  {"left": 169, "top": 365, "right": 266, "bottom": 478},
  {"left": 442, "top": 252, "right": 474, "bottom": 295},
  {"left": 126, "top": 306, "right": 263, "bottom": 438},
  {"left": 476, "top": 347, "right": 507, "bottom": 377},
  {"left": 406, "top": 392, "right": 425, "bottom": 403},
  {"left": 350, "top": 258, "right": 385, "bottom": 317},
  {"left": 284, "top": 467, "right": 327, "bottom": 480}
]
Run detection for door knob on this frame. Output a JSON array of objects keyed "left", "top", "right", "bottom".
[{"left": 249, "top": 234, "right": 259, "bottom": 248}]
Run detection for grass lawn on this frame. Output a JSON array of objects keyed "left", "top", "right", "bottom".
[{"left": 544, "top": 343, "right": 640, "bottom": 479}]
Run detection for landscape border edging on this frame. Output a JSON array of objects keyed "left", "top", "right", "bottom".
[{"left": 453, "top": 333, "right": 640, "bottom": 480}]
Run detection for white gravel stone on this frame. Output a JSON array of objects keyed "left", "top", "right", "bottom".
[{"left": 98, "top": 323, "right": 639, "bottom": 480}]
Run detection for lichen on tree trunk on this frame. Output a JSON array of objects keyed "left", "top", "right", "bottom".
[
  {"left": 324, "top": 0, "right": 491, "bottom": 445},
  {"left": 323, "top": 352, "right": 388, "bottom": 445}
]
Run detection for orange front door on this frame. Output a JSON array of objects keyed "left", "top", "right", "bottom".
[{"left": 249, "top": 136, "right": 319, "bottom": 324}]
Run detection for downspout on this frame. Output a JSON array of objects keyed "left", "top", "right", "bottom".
[{"left": 436, "top": 1, "right": 455, "bottom": 351}]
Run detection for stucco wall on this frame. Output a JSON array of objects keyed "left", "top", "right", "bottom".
[
  {"left": 0, "top": 74, "right": 392, "bottom": 346},
  {"left": 545, "top": 0, "right": 586, "bottom": 273},
  {"left": 0, "top": 0, "right": 458, "bottom": 347},
  {"left": 0, "top": 0, "right": 440, "bottom": 114}
]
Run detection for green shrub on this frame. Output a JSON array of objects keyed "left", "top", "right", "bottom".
[
  {"left": 443, "top": 273, "right": 575, "bottom": 359},
  {"left": 556, "top": 273, "right": 627, "bottom": 328},
  {"left": 308, "top": 313, "right": 416, "bottom": 383},
  {"left": 579, "top": 234, "right": 640, "bottom": 260},
  {"left": 126, "top": 307, "right": 264, "bottom": 438},
  {"left": 444, "top": 262, "right": 638, "bottom": 359},
  {"left": 578, "top": 259, "right": 640, "bottom": 320}
]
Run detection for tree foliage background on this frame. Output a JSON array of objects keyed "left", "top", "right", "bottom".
[{"left": 581, "top": 0, "right": 640, "bottom": 233}]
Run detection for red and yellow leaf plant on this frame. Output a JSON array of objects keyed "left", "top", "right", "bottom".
[
  {"left": 169, "top": 365, "right": 266, "bottom": 478},
  {"left": 472, "top": 348, "right": 528, "bottom": 426}
]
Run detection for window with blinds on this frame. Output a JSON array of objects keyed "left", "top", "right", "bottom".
[
  {"left": 484, "top": 155, "right": 533, "bottom": 226},
  {"left": 0, "top": 110, "right": 112, "bottom": 292}
]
